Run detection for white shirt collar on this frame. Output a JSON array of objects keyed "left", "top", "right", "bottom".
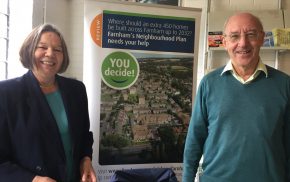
[{"left": 221, "top": 59, "right": 268, "bottom": 84}]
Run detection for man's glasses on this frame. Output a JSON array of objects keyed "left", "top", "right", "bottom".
[{"left": 224, "top": 31, "right": 262, "bottom": 43}]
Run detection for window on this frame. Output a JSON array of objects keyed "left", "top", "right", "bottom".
[
  {"left": 0, "top": 0, "right": 9, "bottom": 80},
  {"left": 6, "top": 0, "right": 32, "bottom": 79}
]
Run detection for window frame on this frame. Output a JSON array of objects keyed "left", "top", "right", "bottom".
[{"left": 0, "top": 0, "right": 9, "bottom": 80}]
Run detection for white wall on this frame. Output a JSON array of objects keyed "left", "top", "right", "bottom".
[
  {"left": 181, "top": 0, "right": 203, "bottom": 8},
  {"left": 43, "top": 0, "right": 83, "bottom": 80},
  {"left": 66, "top": 0, "right": 85, "bottom": 80},
  {"left": 31, "top": 0, "right": 84, "bottom": 81},
  {"left": 210, "top": 0, "right": 281, "bottom": 11}
]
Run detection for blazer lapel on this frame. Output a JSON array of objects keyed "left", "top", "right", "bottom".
[{"left": 24, "top": 71, "right": 66, "bottom": 160}]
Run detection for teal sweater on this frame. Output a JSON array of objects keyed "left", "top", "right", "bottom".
[
  {"left": 45, "top": 91, "right": 74, "bottom": 181},
  {"left": 183, "top": 66, "right": 290, "bottom": 182}
]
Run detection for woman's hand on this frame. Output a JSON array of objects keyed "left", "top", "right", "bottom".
[
  {"left": 32, "top": 176, "right": 57, "bottom": 182},
  {"left": 80, "top": 156, "right": 97, "bottom": 182}
]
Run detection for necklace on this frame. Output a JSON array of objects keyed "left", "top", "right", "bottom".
[{"left": 39, "top": 81, "right": 56, "bottom": 88}]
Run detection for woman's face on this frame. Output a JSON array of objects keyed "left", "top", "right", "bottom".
[{"left": 33, "top": 32, "right": 63, "bottom": 81}]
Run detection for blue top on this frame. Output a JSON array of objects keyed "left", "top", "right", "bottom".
[
  {"left": 45, "top": 90, "right": 74, "bottom": 181},
  {"left": 182, "top": 66, "right": 290, "bottom": 182}
]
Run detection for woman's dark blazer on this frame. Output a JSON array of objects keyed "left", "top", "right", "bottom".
[{"left": 0, "top": 71, "right": 94, "bottom": 182}]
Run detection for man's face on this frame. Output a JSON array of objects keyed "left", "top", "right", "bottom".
[{"left": 223, "top": 14, "right": 265, "bottom": 69}]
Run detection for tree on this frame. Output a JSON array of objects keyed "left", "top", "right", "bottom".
[{"left": 101, "top": 134, "right": 129, "bottom": 149}]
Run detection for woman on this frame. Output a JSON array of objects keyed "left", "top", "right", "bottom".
[{"left": 0, "top": 24, "right": 97, "bottom": 182}]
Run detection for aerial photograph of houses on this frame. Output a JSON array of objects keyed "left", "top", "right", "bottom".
[{"left": 99, "top": 53, "right": 193, "bottom": 165}]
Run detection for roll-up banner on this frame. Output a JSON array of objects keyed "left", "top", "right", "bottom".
[{"left": 84, "top": 1, "right": 201, "bottom": 181}]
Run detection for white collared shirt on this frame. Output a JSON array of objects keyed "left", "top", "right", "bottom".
[{"left": 221, "top": 59, "right": 268, "bottom": 84}]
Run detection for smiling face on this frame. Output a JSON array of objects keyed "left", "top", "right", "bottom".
[
  {"left": 32, "top": 32, "right": 64, "bottom": 83},
  {"left": 223, "top": 13, "right": 265, "bottom": 71}
]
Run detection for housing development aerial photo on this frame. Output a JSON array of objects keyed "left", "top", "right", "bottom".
[{"left": 99, "top": 54, "right": 193, "bottom": 165}]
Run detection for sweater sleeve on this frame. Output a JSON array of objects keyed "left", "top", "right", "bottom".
[{"left": 182, "top": 80, "right": 208, "bottom": 182}]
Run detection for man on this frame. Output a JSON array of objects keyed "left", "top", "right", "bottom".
[{"left": 182, "top": 12, "right": 290, "bottom": 182}]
